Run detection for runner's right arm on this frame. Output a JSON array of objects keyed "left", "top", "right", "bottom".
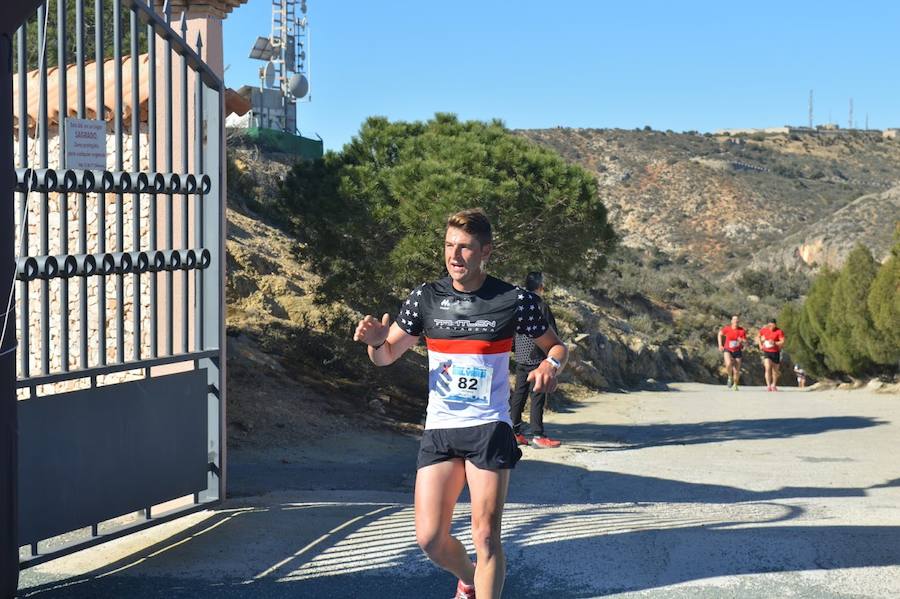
[
  {"left": 717, "top": 328, "right": 724, "bottom": 351},
  {"left": 353, "top": 314, "right": 420, "bottom": 366},
  {"left": 354, "top": 284, "right": 427, "bottom": 366}
]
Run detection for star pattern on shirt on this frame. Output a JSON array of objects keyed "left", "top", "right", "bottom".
[
  {"left": 515, "top": 289, "right": 549, "bottom": 337},
  {"left": 396, "top": 283, "right": 428, "bottom": 336}
]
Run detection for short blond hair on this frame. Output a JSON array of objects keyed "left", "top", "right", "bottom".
[{"left": 446, "top": 208, "right": 492, "bottom": 246}]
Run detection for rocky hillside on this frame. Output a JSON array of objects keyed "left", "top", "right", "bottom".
[
  {"left": 520, "top": 128, "right": 900, "bottom": 272},
  {"left": 752, "top": 186, "right": 900, "bottom": 272},
  {"left": 223, "top": 126, "right": 900, "bottom": 441}
]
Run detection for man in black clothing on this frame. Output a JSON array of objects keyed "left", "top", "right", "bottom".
[{"left": 509, "top": 272, "right": 562, "bottom": 449}]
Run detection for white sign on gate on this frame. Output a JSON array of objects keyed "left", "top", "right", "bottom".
[{"left": 64, "top": 118, "right": 107, "bottom": 170}]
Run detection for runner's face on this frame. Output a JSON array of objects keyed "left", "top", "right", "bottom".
[
  {"left": 445, "top": 227, "right": 490, "bottom": 287},
  {"left": 731, "top": 316, "right": 739, "bottom": 328}
]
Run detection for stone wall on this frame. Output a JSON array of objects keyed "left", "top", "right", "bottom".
[{"left": 13, "top": 125, "right": 193, "bottom": 395}]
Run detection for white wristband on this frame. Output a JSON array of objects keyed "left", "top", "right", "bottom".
[{"left": 545, "top": 356, "right": 561, "bottom": 370}]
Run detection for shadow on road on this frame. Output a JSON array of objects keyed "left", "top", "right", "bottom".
[
  {"left": 548, "top": 416, "right": 886, "bottom": 451},
  {"left": 20, "top": 453, "right": 900, "bottom": 598}
]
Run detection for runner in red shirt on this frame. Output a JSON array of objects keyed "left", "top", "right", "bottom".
[
  {"left": 717, "top": 315, "right": 748, "bottom": 391},
  {"left": 758, "top": 318, "right": 786, "bottom": 391}
]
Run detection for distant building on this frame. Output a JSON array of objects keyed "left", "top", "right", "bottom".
[
  {"left": 714, "top": 127, "right": 789, "bottom": 136},
  {"left": 883, "top": 129, "right": 900, "bottom": 139}
]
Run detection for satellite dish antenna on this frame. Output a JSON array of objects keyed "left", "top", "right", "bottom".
[
  {"left": 289, "top": 73, "right": 309, "bottom": 99},
  {"left": 245, "top": 0, "right": 312, "bottom": 133}
]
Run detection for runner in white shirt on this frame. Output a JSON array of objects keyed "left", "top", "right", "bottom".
[{"left": 354, "top": 209, "right": 567, "bottom": 599}]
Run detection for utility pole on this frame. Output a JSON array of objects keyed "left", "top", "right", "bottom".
[
  {"left": 808, "top": 90, "right": 814, "bottom": 128},
  {"left": 849, "top": 98, "right": 854, "bottom": 130}
]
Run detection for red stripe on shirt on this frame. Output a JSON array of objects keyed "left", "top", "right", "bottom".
[{"left": 426, "top": 338, "right": 513, "bottom": 355}]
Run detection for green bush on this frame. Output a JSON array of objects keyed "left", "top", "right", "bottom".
[{"left": 736, "top": 268, "right": 810, "bottom": 302}]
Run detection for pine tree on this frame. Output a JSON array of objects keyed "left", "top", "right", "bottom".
[
  {"left": 278, "top": 114, "right": 617, "bottom": 312},
  {"left": 16, "top": 1, "right": 142, "bottom": 73},
  {"left": 781, "top": 302, "right": 824, "bottom": 376},
  {"left": 797, "top": 267, "right": 836, "bottom": 377},
  {"left": 866, "top": 231, "right": 900, "bottom": 367},
  {"left": 823, "top": 245, "right": 879, "bottom": 376}
]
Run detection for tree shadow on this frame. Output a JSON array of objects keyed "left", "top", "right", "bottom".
[
  {"left": 511, "top": 459, "right": 874, "bottom": 505},
  {"left": 19, "top": 457, "right": 900, "bottom": 598},
  {"left": 544, "top": 416, "right": 886, "bottom": 451}
]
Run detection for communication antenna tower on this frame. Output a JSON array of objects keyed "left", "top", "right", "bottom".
[
  {"left": 848, "top": 98, "right": 854, "bottom": 130},
  {"left": 247, "top": 0, "right": 311, "bottom": 133}
]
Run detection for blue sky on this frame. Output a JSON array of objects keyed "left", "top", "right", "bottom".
[{"left": 223, "top": 0, "right": 900, "bottom": 151}]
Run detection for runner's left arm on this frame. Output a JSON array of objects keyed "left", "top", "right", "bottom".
[
  {"left": 516, "top": 290, "right": 567, "bottom": 393},
  {"left": 530, "top": 329, "right": 568, "bottom": 393}
]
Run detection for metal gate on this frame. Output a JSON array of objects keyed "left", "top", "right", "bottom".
[{"left": 11, "top": 0, "right": 225, "bottom": 567}]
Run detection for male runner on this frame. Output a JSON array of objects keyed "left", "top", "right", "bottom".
[
  {"left": 717, "top": 315, "right": 748, "bottom": 391},
  {"left": 353, "top": 209, "right": 567, "bottom": 599},
  {"left": 509, "top": 271, "right": 562, "bottom": 448},
  {"left": 758, "top": 318, "right": 785, "bottom": 391}
]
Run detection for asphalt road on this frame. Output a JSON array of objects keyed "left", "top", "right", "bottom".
[{"left": 17, "top": 384, "right": 900, "bottom": 598}]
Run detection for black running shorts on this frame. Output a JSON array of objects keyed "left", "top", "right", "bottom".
[
  {"left": 417, "top": 421, "right": 522, "bottom": 470},
  {"left": 725, "top": 350, "right": 743, "bottom": 359},
  {"left": 763, "top": 351, "right": 781, "bottom": 364}
]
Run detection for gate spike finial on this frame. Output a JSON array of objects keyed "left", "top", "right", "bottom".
[
  {"left": 163, "top": 0, "right": 171, "bottom": 23},
  {"left": 179, "top": 11, "right": 188, "bottom": 38},
  {"left": 195, "top": 31, "right": 203, "bottom": 50}
]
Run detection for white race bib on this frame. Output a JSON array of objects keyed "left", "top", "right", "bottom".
[
  {"left": 432, "top": 362, "right": 493, "bottom": 405},
  {"left": 728, "top": 340, "right": 739, "bottom": 348},
  {"left": 764, "top": 340, "right": 775, "bottom": 349}
]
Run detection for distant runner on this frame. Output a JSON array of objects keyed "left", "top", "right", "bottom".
[
  {"left": 717, "top": 315, "right": 748, "bottom": 391},
  {"left": 353, "top": 209, "right": 568, "bottom": 599},
  {"left": 794, "top": 364, "right": 807, "bottom": 389},
  {"left": 758, "top": 318, "right": 785, "bottom": 391}
]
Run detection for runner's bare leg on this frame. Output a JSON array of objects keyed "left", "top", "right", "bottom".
[
  {"left": 415, "top": 460, "right": 475, "bottom": 585},
  {"left": 466, "top": 461, "right": 510, "bottom": 599}
]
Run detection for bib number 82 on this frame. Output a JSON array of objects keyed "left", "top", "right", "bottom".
[{"left": 457, "top": 377, "right": 479, "bottom": 390}]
